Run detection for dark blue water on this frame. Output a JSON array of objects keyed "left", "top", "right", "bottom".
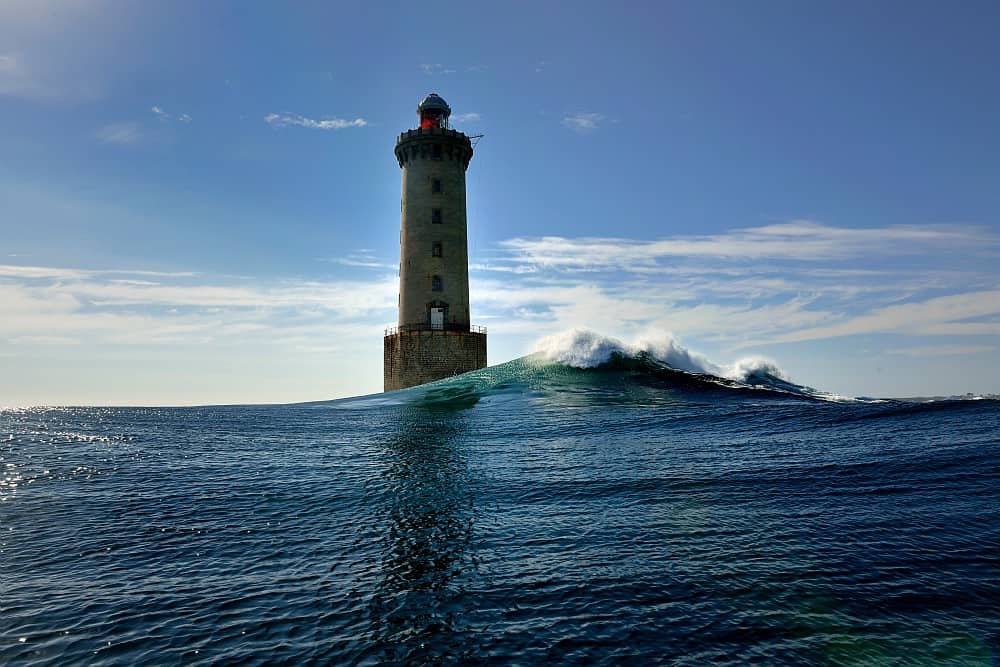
[{"left": 2, "top": 356, "right": 999, "bottom": 665}]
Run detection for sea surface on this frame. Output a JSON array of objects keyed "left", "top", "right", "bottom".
[{"left": 2, "top": 351, "right": 999, "bottom": 665}]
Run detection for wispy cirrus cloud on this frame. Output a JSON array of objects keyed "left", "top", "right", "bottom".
[
  {"left": 264, "top": 113, "right": 367, "bottom": 130},
  {"left": 463, "top": 220, "right": 1000, "bottom": 354},
  {"left": 324, "top": 251, "right": 396, "bottom": 270},
  {"left": 452, "top": 112, "right": 481, "bottom": 123},
  {"left": 3, "top": 219, "right": 997, "bottom": 400},
  {"left": 562, "top": 112, "right": 604, "bottom": 132},
  {"left": 756, "top": 290, "right": 1000, "bottom": 345},
  {"left": 0, "top": 265, "right": 198, "bottom": 280},
  {"left": 887, "top": 344, "right": 997, "bottom": 357},
  {"left": 0, "top": 266, "right": 397, "bottom": 349},
  {"left": 420, "top": 63, "right": 456, "bottom": 75},
  {"left": 95, "top": 122, "right": 142, "bottom": 145},
  {"left": 326, "top": 220, "right": 998, "bottom": 354},
  {"left": 151, "top": 105, "right": 191, "bottom": 123},
  {"left": 419, "top": 63, "right": 487, "bottom": 75},
  {"left": 498, "top": 221, "right": 996, "bottom": 268}
]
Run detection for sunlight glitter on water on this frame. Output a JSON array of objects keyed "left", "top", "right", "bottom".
[{"left": 1, "top": 364, "right": 998, "bottom": 664}]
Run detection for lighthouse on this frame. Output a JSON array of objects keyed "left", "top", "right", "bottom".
[{"left": 383, "top": 93, "right": 487, "bottom": 391}]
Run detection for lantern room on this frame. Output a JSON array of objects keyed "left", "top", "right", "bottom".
[{"left": 418, "top": 92, "right": 451, "bottom": 129}]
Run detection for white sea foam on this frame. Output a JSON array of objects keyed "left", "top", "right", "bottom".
[
  {"left": 724, "top": 356, "right": 787, "bottom": 382},
  {"left": 532, "top": 328, "right": 786, "bottom": 382},
  {"left": 531, "top": 329, "right": 634, "bottom": 369}
]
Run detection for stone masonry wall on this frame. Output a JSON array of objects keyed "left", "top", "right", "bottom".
[
  {"left": 396, "top": 129, "right": 473, "bottom": 329},
  {"left": 384, "top": 330, "right": 487, "bottom": 391}
]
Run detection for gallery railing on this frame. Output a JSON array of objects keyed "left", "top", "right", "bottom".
[{"left": 384, "top": 324, "right": 487, "bottom": 336}]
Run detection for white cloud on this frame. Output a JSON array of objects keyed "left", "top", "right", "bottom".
[
  {"left": 264, "top": 113, "right": 367, "bottom": 130},
  {"left": 562, "top": 112, "right": 604, "bottom": 132},
  {"left": 887, "top": 344, "right": 997, "bottom": 357},
  {"left": 420, "top": 63, "right": 456, "bottom": 75},
  {"left": 462, "top": 221, "right": 1000, "bottom": 354},
  {"left": 0, "top": 264, "right": 93, "bottom": 280},
  {"left": 469, "top": 276, "right": 836, "bottom": 344},
  {"left": 95, "top": 122, "right": 142, "bottom": 144},
  {"left": 0, "top": 267, "right": 398, "bottom": 350},
  {"left": 499, "top": 221, "right": 996, "bottom": 267},
  {"left": 151, "top": 105, "right": 192, "bottom": 123},
  {"left": 328, "top": 252, "right": 396, "bottom": 270},
  {"left": 2, "top": 217, "right": 997, "bottom": 401},
  {"left": 452, "top": 112, "right": 481, "bottom": 123},
  {"left": 758, "top": 291, "right": 1000, "bottom": 345}
]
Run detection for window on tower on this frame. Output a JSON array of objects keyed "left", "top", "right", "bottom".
[
  {"left": 432, "top": 242, "right": 442, "bottom": 257},
  {"left": 432, "top": 275, "right": 443, "bottom": 292},
  {"left": 432, "top": 208, "right": 442, "bottom": 224},
  {"left": 432, "top": 144, "right": 442, "bottom": 160},
  {"left": 432, "top": 178, "right": 441, "bottom": 193}
]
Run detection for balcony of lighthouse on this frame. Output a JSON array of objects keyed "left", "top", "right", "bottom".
[
  {"left": 394, "top": 127, "right": 473, "bottom": 168},
  {"left": 384, "top": 324, "right": 487, "bottom": 336}
]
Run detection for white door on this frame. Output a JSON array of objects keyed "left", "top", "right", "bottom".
[{"left": 430, "top": 307, "right": 444, "bottom": 329}]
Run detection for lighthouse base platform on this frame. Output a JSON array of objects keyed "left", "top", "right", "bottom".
[{"left": 384, "top": 328, "right": 487, "bottom": 391}]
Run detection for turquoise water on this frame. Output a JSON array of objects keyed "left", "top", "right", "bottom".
[{"left": 2, "top": 356, "right": 998, "bottom": 664}]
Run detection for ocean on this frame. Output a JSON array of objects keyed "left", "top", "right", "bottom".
[{"left": 2, "top": 337, "right": 998, "bottom": 665}]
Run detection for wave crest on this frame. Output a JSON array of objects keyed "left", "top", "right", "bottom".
[
  {"left": 532, "top": 328, "right": 784, "bottom": 382},
  {"left": 726, "top": 356, "right": 787, "bottom": 382}
]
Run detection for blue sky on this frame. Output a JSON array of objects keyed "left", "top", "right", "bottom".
[{"left": 1, "top": 0, "right": 998, "bottom": 404}]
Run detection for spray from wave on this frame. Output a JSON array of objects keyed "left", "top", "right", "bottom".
[
  {"left": 531, "top": 328, "right": 785, "bottom": 383},
  {"left": 322, "top": 328, "right": 847, "bottom": 410}
]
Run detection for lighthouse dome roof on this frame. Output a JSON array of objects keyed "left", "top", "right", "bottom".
[{"left": 417, "top": 93, "right": 451, "bottom": 116}]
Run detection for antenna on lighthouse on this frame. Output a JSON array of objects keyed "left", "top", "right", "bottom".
[{"left": 468, "top": 134, "right": 484, "bottom": 149}]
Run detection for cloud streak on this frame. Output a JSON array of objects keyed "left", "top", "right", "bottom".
[
  {"left": 151, "top": 105, "right": 192, "bottom": 123},
  {"left": 464, "top": 220, "right": 1000, "bottom": 354},
  {"left": 562, "top": 112, "right": 604, "bottom": 132},
  {"left": 95, "top": 122, "right": 142, "bottom": 145},
  {"left": 264, "top": 113, "right": 367, "bottom": 130},
  {"left": 0, "top": 268, "right": 397, "bottom": 351},
  {"left": 2, "top": 221, "right": 996, "bottom": 395},
  {"left": 420, "top": 63, "right": 456, "bottom": 75},
  {"left": 498, "top": 221, "right": 995, "bottom": 267},
  {"left": 756, "top": 290, "right": 1000, "bottom": 345}
]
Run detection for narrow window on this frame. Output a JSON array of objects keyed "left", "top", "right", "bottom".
[
  {"left": 432, "top": 275, "right": 442, "bottom": 292},
  {"left": 432, "top": 144, "right": 442, "bottom": 159},
  {"left": 432, "top": 178, "right": 441, "bottom": 193},
  {"left": 432, "top": 241, "right": 442, "bottom": 257},
  {"left": 432, "top": 208, "right": 442, "bottom": 224}
]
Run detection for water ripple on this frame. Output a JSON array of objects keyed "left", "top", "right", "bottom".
[{"left": 2, "top": 384, "right": 998, "bottom": 665}]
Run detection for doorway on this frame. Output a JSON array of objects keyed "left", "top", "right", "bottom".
[{"left": 430, "top": 307, "right": 445, "bottom": 329}]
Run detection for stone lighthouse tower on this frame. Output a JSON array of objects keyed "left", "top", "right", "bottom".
[{"left": 383, "top": 93, "right": 487, "bottom": 391}]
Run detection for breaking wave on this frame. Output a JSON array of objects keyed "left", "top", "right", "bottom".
[
  {"left": 526, "top": 328, "right": 840, "bottom": 400},
  {"left": 321, "top": 328, "right": 850, "bottom": 410},
  {"left": 532, "top": 328, "right": 784, "bottom": 382}
]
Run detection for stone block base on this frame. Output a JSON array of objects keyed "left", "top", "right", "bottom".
[{"left": 384, "top": 330, "right": 487, "bottom": 391}]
